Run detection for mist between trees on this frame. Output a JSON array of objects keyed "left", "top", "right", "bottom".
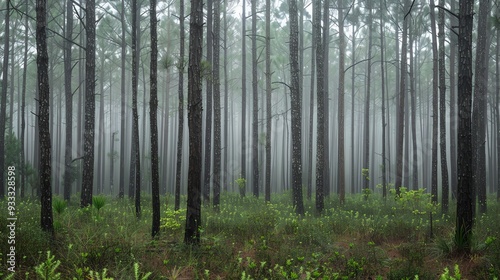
[{"left": 0, "top": 0, "right": 496, "bottom": 249}]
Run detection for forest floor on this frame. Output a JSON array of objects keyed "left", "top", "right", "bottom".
[{"left": 1, "top": 190, "right": 499, "bottom": 279}]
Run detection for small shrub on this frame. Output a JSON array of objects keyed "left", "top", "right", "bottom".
[
  {"left": 93, "top": 196, "right": 107, "bottom": 212},
  {"left": 35, "top": 251, "right": 61, "bottom": 280},
  {"left": 52, "top": 197, "right": 67, "bottom": 215}
]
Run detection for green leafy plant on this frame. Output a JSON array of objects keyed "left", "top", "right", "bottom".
[
  {"left": 88, "top": 268, "right": 113, "bottom": 280},
  {"left": 35, "top": 251, "right": 61, "bottom": 280},
  {"left": 439, "top": 264, "right": 461, "bottom": 280},
  {"left": 53, "top": 197, "right": 67, "bottom": 215},
  {"left": 92, "top": 195, "right": 107, "bottom": 212},
  {"left": 235, "top": 177, "right": 247, "bottom": 196},
  {"left": 133, "top": 262, "right": 152, "bottom": 280},
  {"left": 160, "top": 208, "right": 186, "bottom": 233}
]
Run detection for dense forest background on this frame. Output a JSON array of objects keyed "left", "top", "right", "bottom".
[
  {"left": 1, "top": 0, "right": 498, "bottom": 207},
  {"left": 1, "top": 0, "right": 500, "bottom": 278}
]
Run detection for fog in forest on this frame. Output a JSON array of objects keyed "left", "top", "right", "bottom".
[{"left": 1, "top": 0, "right": 500, "bottom": 277}]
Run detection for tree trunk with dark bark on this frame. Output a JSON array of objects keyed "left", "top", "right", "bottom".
[
  {"left": 81, "top": 0, "right": 96, "bottom": 208},
  {"left": 63, "top": 0, "right": 73, "bottom": 201},
  {"left": 36, "top": 0, "right": 54, "bottom": 233},
  {"left": 184, "top": 0, "right": 203, "bottom": 245},
  {"left": 455, "top": 0, "right": 474, "bottom": 253},
  {"left": 175, "top": 0, "right": 185, "bottom": 211},
  {"left": 289, "top": 0, "right": 304, "bottom": 215},
  {"left": 213, "top": 0, "right": 221, "bottom": 210},
  {"left": 472, "top": 0, "right": 490, "bottom": 215},
  {"left": 150, "top": 0, "right": 160, "bottom": 237},
  {"left": 0, "top": 0, "right": 10, "bottom": 198}
]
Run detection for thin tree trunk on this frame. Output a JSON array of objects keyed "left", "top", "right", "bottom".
[
  {"left": 438, "top": 0, "right": 449, "bottom": 212},
  {"left": 314, "top": 0, "right": 325, "bottom": 213},
  {"left": 184, "top": 0, "right": 203, "bottom": 245},
  {"left": 430, "top": 0, "right": 439, "bottom": 204},
  {"left": 119, "top": 0, "right": 126, "bottom": 199},
  {"left": 63, "top": 0, "right": 73, "bottom": 201},
  {"left": 240, "top": 0, "right": 247, "bottom": 197},
  {"left": 265, "top": 0, "right": 272, "bottom": 202},
  {"left": 0, "top": 0, "right": 10, "bottom": 198},
  {"left": 175, "top": 0, "right": 185, "bottom": 211},
  {"left": 395, "top": 1, "right": 409, "bottom": 195},
  {"left": 150, "top": 0, "right": 160, "bottom": 237},
  {"left": 251, "top": 0, "right": 259, "bottom": 198},
  {"left": 36, "top": 0, "right": 54, "bottom": 233},
  {"left": 449, "top": 0, "right": 458, "bottom": 200},
  {"left": 289, "top": 0, "right": 304, "bottom": 215},
  {"left": 472, "top": 0, "right": 491, "bottom": 214},
  {"left": 213, "top": 0, "right": 221, "bottom": 210},
  {"left": 338, "top": 0, "right": 346, "bottom": 205},
  {"left": 409, "top": 28, "right": 418, "bottom": 191},
  {"left": 20, "top": 0, "right": 29, "bottom": 198},
  {"left": 131, "top": 0, "right": 142, "bottom": 217},
  {"left": 362, "top": 5, "right": 373, "bottom": 193},
  {"left": 380, "top": 0, "right": 387, "bottom": 198},
  {"left": 455, "top": 0, "right": 474, "bottom": 253},
  {"left": 81, "top": 0, "right": 96, "bottom": 208},
  {"left": 203, "top": 0, "right": 213, "bottom": 204}
]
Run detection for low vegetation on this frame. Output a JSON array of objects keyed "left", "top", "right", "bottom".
[{"left": 1, "top": 191, "right": 499, "bottom": 279}]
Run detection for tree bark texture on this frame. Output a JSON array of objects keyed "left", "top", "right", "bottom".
[
  {"left": 81, "top": 0, "right": 96, "bottom": 208},
  {"left": 185, "top": 0, "right": 203, "bottom": 245},
  {"left": 36, "top": 0, "right": 54, "bottom": 233}
]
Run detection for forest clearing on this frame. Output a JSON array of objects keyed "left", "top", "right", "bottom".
[{"left": 1, "top": 192, "right": 499, "bottom": 279}]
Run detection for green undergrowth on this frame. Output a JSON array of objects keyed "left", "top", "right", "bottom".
[{"left": 0, "top": 191, "right": 499, "bottom": 279}]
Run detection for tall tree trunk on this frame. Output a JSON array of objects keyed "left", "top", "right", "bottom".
[
  {"left": 379, "top": 0, "right": 388, "bottom": 198},
  {"left": 362, "top": 4, "right": 373, "bottom": 193},
  {"left": 449, "top": 0, "right": 458, "bottom": 200},
  {"left": 63, "top": 0, "right": 73, "bottom": 201},
  {"left": 289, "top": 0, "right": 304, "bottom": 215},
  {"left": 251, "top": 0, "right": 259, "bottom": 198},
  {"left": 184, "top": 0, "right": 203, "bottom": 245},
  {"left": 36, "top": 0, "right": 54, "bottom": 233},
  {"left": 322, "top": 0, "right": 330, "bottom": 197},
  {"left": 351, "top": 23, "right": 356, "bottom": 193},
  {"left": 395, "top": 1, "right": 409, "bottom": 195},
  {"left": 20, "top": 0, "right": 29, "bottom": 198},
  {"left": 203, "top": 0, "right": 213, "bottom": 204},
  {"left": 472, "top": 0, "right": 491, "bottom": 214},
  {"left": 213, "top": 0, "right": 221, "bottom": 210},
  {"left": 81, "top": 0, "right": 96, "bottom": 208},
  {"left": 0, "top": 0, "right": 10, "bottom": 198},
  {"left": 222, "top": 0, "right": 229, "bottom": 193},
  {"left": 307, "top": 17, "right": 316, "bottom": 200},
  {"left": 314, "top": 0, "right": 325, "bottom": 213},
  {"left": 150, "top": 0, "right": 160, "bottom": 237},
  {"left": 119, "top": 0, "right": 126, "bottom": 199},
  {"left": 409, "top": 26, "right": 418, "bottom": 191},
  {"left": 497, "top": 27, "right": 500, "bottom": 202},
  {"left": 131, "top": 0, "right": 142, "bottom": 217},
  {"left": 240, "top": 0, "right": 247, "bottom": 197},
  {"left": 265, "top": 0, "right": 272, "bottom": 202},
  {"left": 430, "top": 0, "right": 439, "bottom": 204},
  {"left": 438, "top": 0, "right": 449, "bottom": 212},
  {"left": 455, "top": 0, "right": 474, "bottom": 253},
  {"left": 175, "top": 0, "right": 185, "bottom": 211},
  {"left": 337, "top": 0, "right": 346, "bottom": 205}
]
